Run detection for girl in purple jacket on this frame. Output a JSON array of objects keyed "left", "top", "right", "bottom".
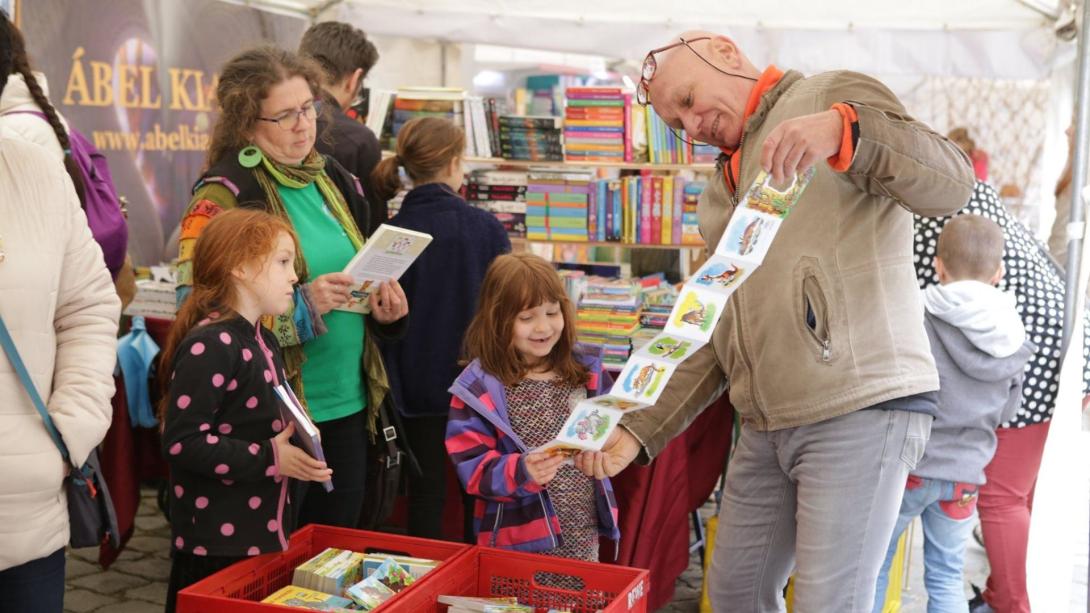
[{"left": 446, "top": 253, "right": 620, "bottom": 561}]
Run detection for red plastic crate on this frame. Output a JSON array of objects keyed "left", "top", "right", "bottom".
[
  {"left": 176, "top": 524, "right": 472, "bottom": 612},
  {"left": 392, "top": 546, "right": 650, "bottom": 612}
]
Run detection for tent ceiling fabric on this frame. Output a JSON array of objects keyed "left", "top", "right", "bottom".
[{"left": 241, "top": 0, "right": 1069, "bottom": 79}]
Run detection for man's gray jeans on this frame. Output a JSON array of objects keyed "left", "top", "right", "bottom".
[{"left": 709, "top": 408, "right": 932, "bottom": 613}]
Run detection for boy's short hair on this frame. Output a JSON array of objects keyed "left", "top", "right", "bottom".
[
  {"left": 937, "top": 214, "right": 1004, "bottom": 281},
  {"left": 298, "top": 21, "right": 379, "bottom": 83}
]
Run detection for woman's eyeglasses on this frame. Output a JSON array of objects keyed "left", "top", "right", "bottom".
[{"left": 258, "top": 100, "right": 322, "bottom": 131}]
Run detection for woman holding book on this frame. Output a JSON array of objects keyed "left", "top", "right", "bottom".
[
  {"left": 177, "top": 46, "right": 408, "bottom": 530},
  {"left": 372, "top": 117, "right": 510, "bottom": 540}
]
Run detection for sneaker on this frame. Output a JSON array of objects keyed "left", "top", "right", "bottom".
[{"left": 968, "top": 584, "right": 994, "bottom": 613}]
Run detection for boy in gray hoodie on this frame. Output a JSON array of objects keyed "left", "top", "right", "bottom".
[{"left": 872, "top": 214, "right": 1035, "bottom": 612}]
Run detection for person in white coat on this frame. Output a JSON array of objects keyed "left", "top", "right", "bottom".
[{"left": 0, "top": 11, "right": 121, "bottom": 613}]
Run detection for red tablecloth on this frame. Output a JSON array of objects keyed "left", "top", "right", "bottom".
[
  {"left": 607, "top": 395, "right": 732, "bottom": 610},
  {"left": 387, "top": 393, "right": 734, "bottom": 611}
]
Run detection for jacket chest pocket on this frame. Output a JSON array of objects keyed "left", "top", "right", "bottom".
[{"left": 795, "top": 259, "right": 836, "bottom": 364}]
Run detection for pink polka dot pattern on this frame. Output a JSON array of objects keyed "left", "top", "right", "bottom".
[
  {"left": 206, "top": 434, "right": 219, "bottom": 444},
  {"left": 218, "top": 423, "right": 233, "bottom": 435},
  {"left": 271, "top": 419, "right": 283, "bottom": 433},
  {"left": 248, "top": 443, "right": 261, "bottom": 455},
  {"left": 176, "top": 395, "right": 191, "bottom": 409},
  {"left": 242, "top": 348, "right": 253, "bottom": 361},
  {"left": 220, "top": 523, "right": 235, "bottom": 536},
  {"left": 198, "top": 423, "right": 210, "bottom": 432},
  {"left": 169, "top": 442, "right": 182, "bottom": 455},
  {"left": 214, "top": 464, "right": 230, "bottom": 475},
  {"left": 174, "top": 485, "right": 184, "bottom": 498},
  {"left": 221, "top": 479, "right": 234, "bottom": 486},
  {"left": 193, "top": 546, "right": 207, "bottom": 556},
  {"left": 265, "top": 465, "right": 277, "bottom": 477},
  {"left": 212, "top": 373, "right": 225, "bottom": 388},
  {"left": 226, "top": 379, "right": 238, "bottom": 391},
  {"left": 190, "top": 342, "right": 205, "bottom": 356},
  {"left": 248, "top": 496, "right": 262, "bottom": 510},
  {"left": 263, "top": 370, "right": 272, "bottom": 383},
  {"left": 219, "top": 332, "right": 232, "bottom": 344},
  {"left": 246, "top": 397, "right": 258, "bottom": 409},
  {"left": 195, "top": 496, "right": 209, "bottom": 509},
  {"left": 247, "top": 546, "right": 261, "bottom": 556},
  {"left": 175, "top": 536, "right": 184, "bottom": 549},
  {"left": 266, "top": 519, "right": 278, "bottom": 532}
]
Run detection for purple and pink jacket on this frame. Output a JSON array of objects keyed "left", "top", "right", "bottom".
[{"left": 446, "top": 350, "right": 621, "bottom": 554}]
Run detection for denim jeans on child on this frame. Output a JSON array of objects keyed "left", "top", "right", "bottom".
[{"left": 872, "top": 476, "right": 978, "bottom": 613}]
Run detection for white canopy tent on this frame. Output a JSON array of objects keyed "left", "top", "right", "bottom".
[{"left": 234, "top": 1, "right": 1089, "bottom": 609}]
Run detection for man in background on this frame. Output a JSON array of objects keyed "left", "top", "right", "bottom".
[{"left": 299, "top": 21, "right": 385, "bottom": 232}]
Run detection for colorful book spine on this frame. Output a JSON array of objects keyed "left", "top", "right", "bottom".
[
  {"left": 672, "top": 177, "right": 683, "bottom": 244},
  {"left": 651, "top": 176, "right": 663, "bottom": 245}
]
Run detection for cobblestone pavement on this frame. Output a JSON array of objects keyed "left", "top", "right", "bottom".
[{"left": 64, "top": 484, "right": 1086, "bottom": 613}]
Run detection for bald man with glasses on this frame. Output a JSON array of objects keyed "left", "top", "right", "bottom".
[{"left": 575, "top": 31, "right": 976, "bottom": 612}]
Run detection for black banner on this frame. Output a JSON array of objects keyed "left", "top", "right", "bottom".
[{"left": 19, "top": 0, "right": 306, "bottom": 264}]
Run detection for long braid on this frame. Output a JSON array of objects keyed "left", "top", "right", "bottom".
[{"left": 4, "top": 18, "right": 86, "bottom": 203}]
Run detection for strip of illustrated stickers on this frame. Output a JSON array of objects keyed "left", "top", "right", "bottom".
[{"left": 535, "top": 168, "right": 816, "bottom": 459}]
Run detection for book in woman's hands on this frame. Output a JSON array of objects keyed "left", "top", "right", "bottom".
[
  {"left": 335, "top": 224, "right": 433, "bottom": 314},
  {"left": 274, "top": 384, "right": 333, "bottom": 492}
]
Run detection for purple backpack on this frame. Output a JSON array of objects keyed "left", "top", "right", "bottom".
[{"left": 2, "top": 110, "right": 128, "bottom": 277}]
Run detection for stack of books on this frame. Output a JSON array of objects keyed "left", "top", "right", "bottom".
[
  {"left": 576, "top": 277, "right": 641, "bottom": 367},
  {"left": 637, "top": 277, "right": 679, "bottom": 348},
  {"left": 692, "top": 141, "right": 720, "bottom": 164},
  {"left": 498, "top": 115, "right": 563, "bottom": 161},
  {"left": 464, "top": 169, "right": 528, "bottom": 238},
  {"left": 291, "top": 548, "right": 365, "bottom": 596},
  {"left": 586, "top": 173, "right": 705, "bottom": 245},
  {"left": 681, "top": 181, "right": 705, "bottom": 245},
  {"left": 438, "top": 595, "right": 532, "bottom": 612},
  {"left": 645, "top": 106, "right": 691, "bottom": 165},
  {"left": 525, "top": 170, "right": 594, "bottom": 241},
  {"left": 563, "top": 87, "right": 629, "bottom": 163},
  {"left": 391, "top": 87, "right": 465, "bottom": 144},
  {"left": 261, "top": 585, "right": 356, "bottom": 611}
]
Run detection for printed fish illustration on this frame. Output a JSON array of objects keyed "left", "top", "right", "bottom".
[{"left": 738, "top": 218, "right": 766, "bottom": 255}]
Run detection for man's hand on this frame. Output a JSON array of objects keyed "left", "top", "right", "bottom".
[
  {"left": 760, "top": 109, "right": 843, "bottom": 187},
  {"left": 307, "top": 272, "right": 354, "bottom": 315},
  {"left": 573, "top": 427, "right": 641, "bottom": 479},
  {"left": 524, "top": 451, "right": 566, "bottom": 486},
  {"left": 369, "top": 280, "right": 409, "bottom": 324}
]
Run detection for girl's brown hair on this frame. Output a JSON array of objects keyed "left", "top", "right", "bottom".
[
  {"left": 157, "top": 209, "right": 300, "bottom": 422},
  {"left": 463, "top": 253, "right": 587, "bottom": 386},
  {"left": 371, "top": 116, "right": 465, "bottom": 204},
  {"left": 206, "top": 46, "right": 324, "bottom": 169}
]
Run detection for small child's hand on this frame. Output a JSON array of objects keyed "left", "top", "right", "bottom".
[
  {"left": 272, "top": 422, "right": 333, "bottom": 483},
  {"left": 524, "top": 451, "right": 566, "bottom": 486}
]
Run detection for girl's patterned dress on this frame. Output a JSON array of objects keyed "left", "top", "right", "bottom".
[{"left": 504, "top": 378, "right": 599, "bottom": 562}]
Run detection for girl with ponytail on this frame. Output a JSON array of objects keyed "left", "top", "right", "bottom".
[
  {"left": 373, "top": 116, "right": 510, "bottom": 539},
  {"left": 157, "top": 208, "right": 332, "bottom": 613}
]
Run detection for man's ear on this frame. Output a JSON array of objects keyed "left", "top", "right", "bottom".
[
  {"left": 709, "top": 35, "right": 741, "bottom": 68},
  {"left": 346, "top": 68, "right": 364, "bottom": 99}
]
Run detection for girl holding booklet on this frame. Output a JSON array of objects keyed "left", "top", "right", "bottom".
[
  {"left": 445, "top": 254, "right": 620, "bottom": 562},
  {"left": 158, "top": 210, "right": 333, "bottom": 613}
]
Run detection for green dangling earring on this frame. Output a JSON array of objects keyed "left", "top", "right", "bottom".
[{"left": 238, "top": 145, "right": 263, "bottom": 168}]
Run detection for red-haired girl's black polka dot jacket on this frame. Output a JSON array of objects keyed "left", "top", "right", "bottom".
[{"left": 162, "top": 316, "right": 295, "bottom": 558}]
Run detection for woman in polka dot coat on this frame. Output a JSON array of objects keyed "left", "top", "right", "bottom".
[
  {"left": 159, "top": 210, "right": 333, "bottom": 613},
  {"left": 914, "top": 181, "right": 1090, "bottom": 613}
]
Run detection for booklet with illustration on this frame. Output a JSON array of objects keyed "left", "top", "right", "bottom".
[
  {"left": 335, "top": 224, "right": 433, "bottom": 314},
  {"left": 275, "top": 384, "right": 333, "bottom": 492}
]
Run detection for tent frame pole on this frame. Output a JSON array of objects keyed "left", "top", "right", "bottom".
[{"left": 1063, "top": 2, "right": 1090, "bottom": 358}]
